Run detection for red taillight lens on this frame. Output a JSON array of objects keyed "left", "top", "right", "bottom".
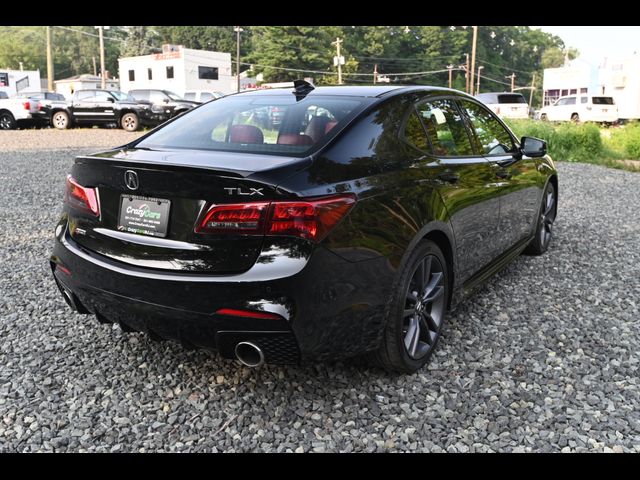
[
  {"left": 65, "top": 175, "right": 100, "bottom": 216},
  {"left": 267, "top": 195, "right": 356, "bottom": 241},
  {"left": 23, "top": 101, "right": 30, "bottom": 110},
  {"left": 195, "top": 194, "right": 356, "bottom": 242},
  {"left": 195, "top": 202, "right": 269, "bottom": 234},
  {"left": 216, "top": 308, "right": 282, "bottom": 320}
]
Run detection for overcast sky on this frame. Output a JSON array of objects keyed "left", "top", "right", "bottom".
[{"left": 531, "top": 26, "right": 640, "bottom": 65}]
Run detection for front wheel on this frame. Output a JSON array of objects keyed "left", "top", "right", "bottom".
[
  {"left": 371, "top": 240, "right": 449, "bottom": 373},
  {"left": 120, "top": 113, "right": 139, "bottom": 132},
  {"left": 540, "top": 113, "right": 548, "bottom": 122},
  {"left": 52, "top": 111, "right": 70, "bottom": 130},
  {"left": 571, "top": 113, "right": 580, "bottom": 123},
  {"left": 0, "top": 111, "right": 16, "bottom": 130},
  {"left": 525, "top": 181, "right": 557, "bottom": 255}
]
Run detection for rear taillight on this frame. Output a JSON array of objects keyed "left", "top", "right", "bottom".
[
  {"left": 216, "top": 308, "right": 282, "bottom": 320},
  {"left": 195, "top": 194, "right": 356, "bottom": 242},
  {"left": 64, "top": 175, "right": 100, "bottom": 216},
  {"left": 23, "top": 101, "right": 30, "bottom": 110}
]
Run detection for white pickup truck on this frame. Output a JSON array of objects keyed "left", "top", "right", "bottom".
[{"left": 0, "top": 96, "right": 39, "bottom": 130}]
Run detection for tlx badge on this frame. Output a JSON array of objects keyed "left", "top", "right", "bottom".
[{"left": 223, "top": 187, "right": 264, "bottom": 196}]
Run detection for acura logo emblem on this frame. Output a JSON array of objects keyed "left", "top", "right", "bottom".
[{"left": 124, "top": 170, "right": 139, "bottom": 191}]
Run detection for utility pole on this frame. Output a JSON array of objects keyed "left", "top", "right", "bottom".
[
  {"left": 373, "top": 64, "right": 378, "bottom": 84},
  {"left": 529, "top": 72, "right": 536, "bottom": 108},
  {"left": 234, "top": 26, "right": 243, "bottom": 93},
  {"left": 476, "top": 65, "right": 484, "bottom": 94},
  {"left": 332, "top": 37, "right": 343, "bottom": 85},
  {"left": 469, "top": 26, "right": 478, "bottom": 96},
  {"left": 447, "top": 64, "right": 453, "bottom": 89},
  {"left": 506, "top": 73, "right": 516, "bottom": 92},
  {"left": 92, "top": 57, "right": 97, "bottom": 76},
  {"left": 46, "top": 26, "right": 54, "bottom": 92},
  {"left": 95, "top": 26, "right": 109, "bottom": 89},
  {"left": 465, "top": 53, "right": 470, "bottom": 93}
]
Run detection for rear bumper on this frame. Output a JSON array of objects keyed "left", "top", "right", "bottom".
[{"left": 50, "top": 220, "right": 394, "bottom": 364}]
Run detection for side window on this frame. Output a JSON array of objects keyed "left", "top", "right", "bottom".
[
  {"left": 403, "top": 111, "right": 429, "bottom": 152},
  {"left": 555, "top": 98, "right": 566, "bottom": 106},
  {"left": 131, "top": 90, "right": 149, "bottom": 101},
  {"left": 415, "top": 99, "right": 474, "bottom": 156},
  {"left": 581, "top": 97, "right": 588, "bottom": 104},
  {"left": 566, "top": 97, "right": 576, "bottom": 105},
  {"left": 76, "top": 91, "right": 94, "bottom": 102},
  {"left": 149, "top": 91, "right": 167, "bottom": 104},
  {"left": 459, "top": 100, "right": 515, "bottom": 155},
  {"left": 184, "top": 92, "right": 196, "bottom": 101},
  {"left": 94, "top": 91, "right": 113, "bottom": 103},
  {"left": 200, "top": 92, "right": 214, "bottom": 102}
]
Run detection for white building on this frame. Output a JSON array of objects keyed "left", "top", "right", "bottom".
[
  {"left": 0, "top": 69, "right": 42, "bottom": 97},
  {"left": 118, "top": 45, "right": 233, "bottom": 96},
  {"left": 542, "top": 55, "right": 640, "bottom": 119},
  {"left": 54, "top": 74, "right": 120, "bottom": 100}
]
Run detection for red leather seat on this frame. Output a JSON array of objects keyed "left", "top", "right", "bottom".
[
  {"left": 277, "top": 133, "right": 314, "bottom": 146},
  {"left": 229, "top": 125, "right": 264, "bottom": 144},
  {"left": 305, "top": 116, "right": 337, "bottom": 142}
]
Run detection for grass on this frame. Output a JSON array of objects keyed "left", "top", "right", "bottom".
[{"left": 504, "top": 119, "right": 640, "bottom": 173}]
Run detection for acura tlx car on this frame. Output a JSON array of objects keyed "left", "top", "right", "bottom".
[{"left": 50, "top": 80, "right": 558, "bottom": 373}]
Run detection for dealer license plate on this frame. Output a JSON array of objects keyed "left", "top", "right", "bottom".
[{"left": 117, "top": 195, "right": 171, "bottom": 238}]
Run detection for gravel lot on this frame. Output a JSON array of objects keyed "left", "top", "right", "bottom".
[{"left": 1, "top": 129, "right": 639, "bottom": 452}]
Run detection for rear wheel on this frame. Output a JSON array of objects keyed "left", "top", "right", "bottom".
[
  {"left": 372, "top": 240, "right": 449, "bottom": 373},
  {"left": 121, "top": 113, "right": 139, "bottom": 132},
  {"left": 0, "top": 111, "right": 16, "bottom": 130},
  {"left": 52, "top": 111, "right": 69, "bottom": 130},
  {"left": 571, "top": 113, "right": 580, "bottom": 123},
  {"left": 540, "top": 113, "right": 548, "bottom": 122},
  {"left": 525, "top": 182, "right": 557, "bottom": 255}
]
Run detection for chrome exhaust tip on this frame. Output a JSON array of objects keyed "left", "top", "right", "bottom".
[{"left": 235, "top": 341, "right": 265, "bottom": 368}]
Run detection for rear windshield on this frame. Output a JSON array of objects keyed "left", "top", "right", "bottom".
[
  {"left": 497, "top": 94, "right": 526, "bottom": 104},
  {"left": 136, "top": 94, "right": 370, "bottom": 156},
  {"left": 592, "top": 96, "right": 614, "bottom": 105}
]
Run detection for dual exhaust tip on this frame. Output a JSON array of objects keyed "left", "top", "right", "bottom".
[{"left": 234, "top": 341, "right": 265, "bottom": 368}]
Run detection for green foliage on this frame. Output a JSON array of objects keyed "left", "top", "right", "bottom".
[
  {"left": 121, "top": 26, "right": 157, "bottom": 57},
  {"left": 606, "top": 122, "right": 640, "bottom": 159}
]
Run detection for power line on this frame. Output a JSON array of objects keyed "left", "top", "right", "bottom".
[{"left": 53, "top": 25, "right": 125, "bottom": 43}]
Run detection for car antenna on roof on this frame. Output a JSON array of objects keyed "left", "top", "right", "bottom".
[{"left": 292, "top": 79, "right": 315, "bottom": 101}]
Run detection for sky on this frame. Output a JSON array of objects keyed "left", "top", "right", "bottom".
[{"left": 531, "top": 26, "right": 640, "bottom": 66}]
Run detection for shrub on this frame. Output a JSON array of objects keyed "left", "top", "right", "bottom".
[{"left": 607, "top": 122, "right": 640, "bottom": 160}]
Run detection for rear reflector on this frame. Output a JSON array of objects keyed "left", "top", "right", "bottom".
[
  {"left": 195, "top": 194, "right": 356, "bottom": 242},
  {"left": 65, "top": 175, "right": 100, "bottom": 216},
  {"left": 23, "top": 101, "right": 30, "bottom": 110},
  {"left": 57, "top": 264, "right": 72, "bottom": 276},
  {"left": 216, "top": 308, "right": 282, "bottom": 320}
]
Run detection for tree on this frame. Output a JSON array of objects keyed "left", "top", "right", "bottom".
[{"left": 120, "top": 26, "right": 156, "bottom": 57}]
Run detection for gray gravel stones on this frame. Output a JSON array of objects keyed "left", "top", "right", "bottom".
[{"left": 1, "top": 130, "right": 640, "bottom": 452}]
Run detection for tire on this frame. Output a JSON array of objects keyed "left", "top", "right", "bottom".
[
  {"left": 540, "top": 113, "right": 548, "bottom": 122},
  {"left": 524, "top": 181, "right": 557, "bottom": 255},
  {"left": 0, "top": 111, "right": 16, "bottom": 130},
  {"left": 571, "top": 113, "right": 580, "bottom": 123},
  {"left": 371, "top": 240, "right": 449, "bottom": 373},
  {"left": 51, "top": 111, "right": 69, "bottom": 130},
  {"left": 120, "top": 112, "right": 139, "bottom": 132}
]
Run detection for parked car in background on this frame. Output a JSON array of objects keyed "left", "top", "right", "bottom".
[
  {"left": 475, "top": 92, "right": 529, "bottom": 119},
  {"left": 50, "top": 82, "right": 558, "bottom": 373},
  {"left": 0, "top": 95, "right": 39, "bottom": 130},
  {"left": 129, "top": 89, "right": 199, "bottom": 119},
  {"left": 183, "top": 90, "right": 225, "bottom": 103},
  {"left": 0, "top": 91, "right": 8, "bottom": 99},
  {"left": 48, "top": 89, "right": 169, "bottom": 131},
  {"left": 539, "top": 95, "right": 618, "bottom": 124},
  {"left": 16, "top": 91, "right": 67, "bottom": 127}
]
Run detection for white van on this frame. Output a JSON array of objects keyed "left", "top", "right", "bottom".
[
  {"left": 182, "top": 90, "right": 225, "bottom": 104},
  {"left": 475, "top": 92, "right": 529, "bottom": 119},
  {"left": 539, "top": 95, "right": 618, "bottom": 123}
]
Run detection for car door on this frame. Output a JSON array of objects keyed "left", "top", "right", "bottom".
[
  {"left": 91, "top": 91, "right": 117, "bottom": 121},
  {"left": 72, "top": 91, "right": 99, "bottom": 122},
  {"left": 458, "top": 99, "right": 542, "bottom": 253},
  {"left": 411, "top": 98, "right": 503, "bottom": 283}
]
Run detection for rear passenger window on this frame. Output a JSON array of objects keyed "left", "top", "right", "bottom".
[
  {"left": 415, "top": 99, "right": 473, "bottom": 156},
  {"left": 201, "top": 92, "right": 214, "bottom": 102},
  {"left": 184, "top": 92, "right": 196, "bottom": 101},
  {"left": 403, "top": 111, "right": 429, "bottom": 151}
]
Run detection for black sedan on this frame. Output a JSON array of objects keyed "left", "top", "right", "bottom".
[{"left": 50, "top": 81, "right": 558, "bottom": 373}]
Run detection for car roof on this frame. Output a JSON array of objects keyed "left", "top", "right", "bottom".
[{"left": 232, "top": 85, "right": 471, "bottom": 99}]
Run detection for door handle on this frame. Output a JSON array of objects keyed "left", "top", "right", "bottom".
[
  {"left": 495, "top": 169, "right": 512, "bottom": 180},
  {"left": 436, "top": 172, "right": 460, "bottom": 184}
]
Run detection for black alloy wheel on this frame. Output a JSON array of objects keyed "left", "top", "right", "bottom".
[
  {"left": 525, "top": 182, "right": 557, "bottom": 255},
  {"left": 372, "top": 240, "right": 449, "bottom": 373}
]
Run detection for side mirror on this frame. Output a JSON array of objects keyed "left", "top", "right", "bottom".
[
  {"left": 106, "top": 97, "right": 115, "bottom": 103},
  {"left": 521, "top": 136, "right": 547, "bottom": 158},
  {"left": 163, "top": 98, "right": 170, "bottom": 103}
]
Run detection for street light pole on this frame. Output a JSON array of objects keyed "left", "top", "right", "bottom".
[
  {"left": 469, "top": 26, "right": 478, "bottom": 96},
  {"left": 234, "top": 26, "right": 243, "bottom": 93},
  {"left": 476, "top": 65, "right": 484, "bottom": 94}
]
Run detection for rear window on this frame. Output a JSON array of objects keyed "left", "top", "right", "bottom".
[
  {"left": 497, "top": 94, "right": 526, "bottom": 104},
  {"left": 592, "top": 96, "right": 614, "bottom": 105},
  {"left": 184, "top": 92, "right": 196, "bottom": 101},
  {"left": 136, "top": 94, "right": 370, "bottom": 157}
]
